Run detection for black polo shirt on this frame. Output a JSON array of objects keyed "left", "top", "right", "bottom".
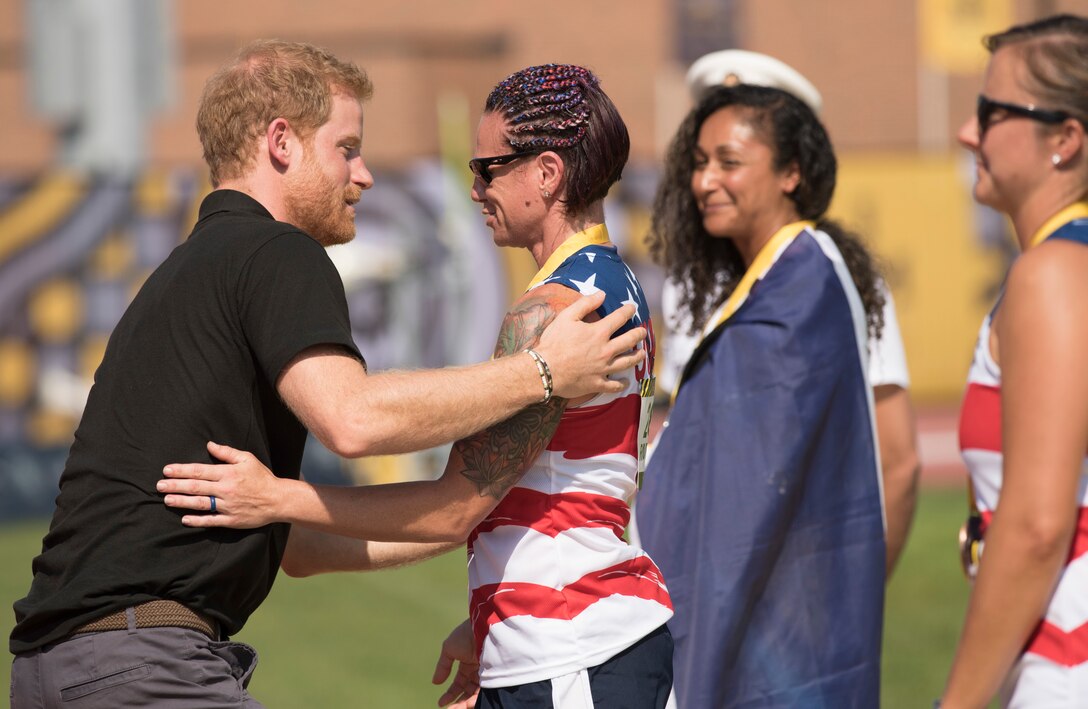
[{"left": 11, "top": 190, "right": 363, "bottom": 653}]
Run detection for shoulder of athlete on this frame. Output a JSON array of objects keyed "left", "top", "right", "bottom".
[
  {"left": 494, "top": 282, "right": 594, "bottom": 358},
  {"left": 1007, "top": 239, "right": 1088, "bottom": 307},
  {"left": 999, "top": 239, "right": 1088, "bottom": 343}
]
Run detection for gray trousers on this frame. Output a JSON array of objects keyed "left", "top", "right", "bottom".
[{"left": 10, "top": 624, "right": 263, "bottom": 708}]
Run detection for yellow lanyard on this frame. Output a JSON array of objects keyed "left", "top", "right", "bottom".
[
  {"left": 1029, "top": 202, "right": 1088, "bottom": 248},
  {"left": 671, "top": 220, "right": 814, "bottom": 403},
  {"left": 525, "top": 223, "right": 610, "bottom": 291}
]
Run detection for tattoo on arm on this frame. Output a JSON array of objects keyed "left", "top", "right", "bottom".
[
  {"left": 455, "top": 288, "right": 572, "bottom": 499},
  {"left": 455, "top": 402, "right": 565, "bottom": 499},
  {"left": 493, "top": 299, "right": 555, "bottom": 357}
]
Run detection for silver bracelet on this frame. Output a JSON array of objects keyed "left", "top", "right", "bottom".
[{"left": 524, "top": 349, "right": 553, "bottom": 404}]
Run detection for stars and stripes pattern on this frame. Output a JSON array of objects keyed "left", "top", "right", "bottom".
[{"left": 468, "top": 240, "right": 672, "bottom": 688}]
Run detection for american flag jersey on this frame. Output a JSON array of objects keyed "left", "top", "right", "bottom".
[
  {"left": 959, "top": 214, "right": 1088, "bottom": 699},
  {"left": 468, "top": 237, "right": 673, "bottom": 688}
]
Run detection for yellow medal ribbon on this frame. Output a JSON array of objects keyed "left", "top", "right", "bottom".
[
  {"left": 670, "top": 220, "right": 815, "bottom": 403},
  {"left": 1029, "top": 202, "right": 1088, "bottom": 249},
  {"left": 525, "top": 223, "right": 611, "bottom": 291}
]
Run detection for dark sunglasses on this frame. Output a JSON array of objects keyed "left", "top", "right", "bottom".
[
  {"left": 976, "top": 95, "right": 1074, "bottom": 136},
  {"left": 468, "top": 149, "right": 544, "bottom": 184}
]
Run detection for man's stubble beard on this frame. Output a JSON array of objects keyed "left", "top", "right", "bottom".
[{"left": 284, "top": 157, "right": 360, "bottom": 247}]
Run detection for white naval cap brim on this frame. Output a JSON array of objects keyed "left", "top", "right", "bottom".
[{"left": 685, "top": 49, "right": 823, "bottom": 114}]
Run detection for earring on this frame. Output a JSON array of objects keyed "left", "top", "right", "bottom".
[
  {"left": 543, "top": 190, "right": 551, "bottom": 198},
  {"left": 1052, "top": 154, "right": 1062, "bottom": 166}
]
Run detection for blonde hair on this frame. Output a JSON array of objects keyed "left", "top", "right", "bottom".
[
  {"left": 197, "top": 39, "right": 373, "bottom": 186},
  {"left": 986, "top": 15, "right": 1088, "bottom": 129}
]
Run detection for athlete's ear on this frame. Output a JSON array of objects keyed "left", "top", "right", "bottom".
[
  {"left": 1049, "top": 115, "right": 1085, "bottom": 168},
  {"left": 537, "top": 151, "right": 563, "bottom": 201}
]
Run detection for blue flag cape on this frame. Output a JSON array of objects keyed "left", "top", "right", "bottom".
[{"left": 638, "top": 226, "right": 885, "bottom": 708}]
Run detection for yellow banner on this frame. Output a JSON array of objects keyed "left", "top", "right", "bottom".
[
  {"left": 832, "top": 153, "right": 1007, "bottom": 403},
  {"left": 919, "top": 0, "right": 1013, "bottom": 74}
]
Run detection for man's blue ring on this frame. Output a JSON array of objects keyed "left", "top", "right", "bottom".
[{"left": 209, "top": 495, "right": 217, "bottom": 513}]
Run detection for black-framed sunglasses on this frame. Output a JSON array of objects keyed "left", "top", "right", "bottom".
[
  {"left": 976, "top": 95, "right": 1074, "bottom": 136},
  {"left": 468, "top": 149, "right": 544, "bottom": 184}
]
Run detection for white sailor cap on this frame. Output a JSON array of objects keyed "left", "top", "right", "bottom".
[{"left": 685, "top": 49, "right": 823, "bottom": 114}]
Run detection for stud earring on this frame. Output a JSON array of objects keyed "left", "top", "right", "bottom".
[
  {"left": 543, "top": 190, "right": 551, "bottom": 199},
  {"left": 1052, "top": 154, "right": 1062, "bottom": 166}
]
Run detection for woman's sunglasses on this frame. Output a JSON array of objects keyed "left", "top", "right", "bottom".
[
  {"left": 468, "top": 149, "right": 544, "bottom": 184},
  {"left": 976, "top": 95, "right": 1075, "bottom": 136}
]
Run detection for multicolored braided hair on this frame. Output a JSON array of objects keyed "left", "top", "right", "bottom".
[{"left": 484, "top": 64, "right": 629, "bottom": 215}]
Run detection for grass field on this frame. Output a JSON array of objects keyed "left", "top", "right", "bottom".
[{"left": 1, "top": 486, "right": 972, "bottom": 707}]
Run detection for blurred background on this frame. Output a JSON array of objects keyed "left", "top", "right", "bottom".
[{"left": 0, "top": 0, "right": 1081, "bottom": 705}]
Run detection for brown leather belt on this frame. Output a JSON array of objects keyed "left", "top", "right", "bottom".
[{"left": 71, "top": 599, "right": 219, "bottom": 640}]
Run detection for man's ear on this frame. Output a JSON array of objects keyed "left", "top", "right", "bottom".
[{"left": 266, "top": 118, "right": 293, "bottom": 169}]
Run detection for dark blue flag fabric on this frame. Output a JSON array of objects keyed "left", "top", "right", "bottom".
[{"left": 637, "top": 224, "right": 885, "bottom": 708}]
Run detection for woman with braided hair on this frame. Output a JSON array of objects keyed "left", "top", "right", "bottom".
[
  {"left": 156, "top": 63, "right": 673, "bottom": 709},
  {"left": 431, "top": 62, "right": 674, "bottom": 709},
  {"left": 635, "top": 85, "right": 886, "bottom": 707}
]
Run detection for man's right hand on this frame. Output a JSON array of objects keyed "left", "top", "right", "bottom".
[{"left": 536, "top": 291, "right": 646, "bottom": 400}]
